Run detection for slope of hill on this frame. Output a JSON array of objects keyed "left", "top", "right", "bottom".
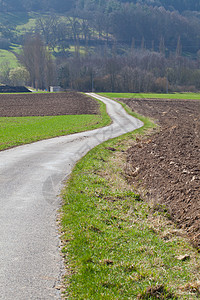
[
  {"left": 1, "top": 0, "right": 200, "bottom": 14},
  {"left": 1, "top": 1, "right": 200, "bottom": 55},
  {"left": 1, "top": 0, "right": 200, "bottom": 91}
]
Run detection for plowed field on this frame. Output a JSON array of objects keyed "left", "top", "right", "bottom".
[
  {"left": 0, "top": 91, "right": 99, "bottom": 117},
  {"left": 121, "top": 98, "right": 200, "bottom": 250}
]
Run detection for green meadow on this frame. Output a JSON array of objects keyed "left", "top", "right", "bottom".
[
  {"left": 100, "top": 92, "right": 200, "bottom": 100},
  {"left": 0, "top": 100, "right": 110, "bottom": 151},
  {"left": 61, "top": 103, "right": 200, "bottom": 299},
  {"left": 0, "top": 49, "right": 20, "bottom": 68}
]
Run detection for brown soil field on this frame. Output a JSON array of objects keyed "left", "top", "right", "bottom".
[
  {"left": 121, "top": 98, "right": 200, "bottom": 250},
  {"left": 0, "top": 91, "right": 99, "bottom": 117}
]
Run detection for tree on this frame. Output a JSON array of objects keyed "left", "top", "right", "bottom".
[
  {"left": 37, "top": 15, "right": 58, "bottom": 47},
  {"left": 0, "top": 61, "right": 11, "bottom": 84},
  {"left": 159, "top": 36, "right": 165, "bottom": 56},
  {"left": 176, "top": 36, "right": 182, "bottom": 57},
  {"left": 9, "top": 67, "right": 30, "bottom": 86},
  {"left": 20, "top": 34, "right": 55, "bottom": 89},
  {"left": 106, "top": 57, "right": 120, "bottom": 92},
  {"left": 66, "top": 16, "right": 81, "bottom": 54},
  {"left": 36, "top": 15, "right": 69, "bottom": 51}
]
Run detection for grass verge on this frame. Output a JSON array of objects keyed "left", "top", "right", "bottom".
[
  {"left": 60, "top": 105, "right": 200, "bottom": 299},
  {"left": 100, "top": 92, "right": 200, "bottom": 100},
  {"left": 0, "top": 99, "right": 111, "bottom": 151}
]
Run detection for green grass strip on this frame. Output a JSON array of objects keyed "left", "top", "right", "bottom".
[
  {"left": 0, "top": 99, "right": 111, "bottom": 151},
  {"left": 100, "top": 92, "right": 200, "bottom": 100},
  {"left": 61, "top": 104, "right": 199, "bottom": 299}
]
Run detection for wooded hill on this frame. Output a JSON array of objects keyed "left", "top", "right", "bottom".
[
  {"left": 1, "top": 0, "right": 200, "bottom": 13},
  {"left": 1, "top": 0, "right": 200, "bottom": 92},
  {"left": 1, "top": 0, "right": 200, "bottom": 55}
]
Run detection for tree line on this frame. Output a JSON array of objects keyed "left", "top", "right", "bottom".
[
  {"left": 1, "top": 0, "right": 200, "bottom": 14},
  {"left": 57, "top": 48, "right": 200, "bottom": 93},
  {"left": 1, "top": 1, "right": 200, "bottom": 56},
  {"left": 1, "top": 0, "right": 200, "bottom": 91},
  {"left": 6, "top": 33, "right": 198, "bottom": 93},
  {"left": 0, "top": 0, "right": 75, "bottom": 13}
]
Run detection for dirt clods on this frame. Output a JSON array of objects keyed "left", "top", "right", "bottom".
[
  {"left": 137, "top": 284, "right": 178, "bottom": 299},
  {"left": 121, "top": 98, "right": 200, "bottom": 249}
]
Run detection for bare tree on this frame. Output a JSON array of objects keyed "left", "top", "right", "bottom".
[
  {"left": 176, "top": 36, "right": 182, "bottom": 57},
  {"left": 66, "top": 16, "right": 81, "bottom": 54},
  {"left": 0, "top": 61, "right": 11, "bottom": 84},
  {"left": 159, "top": 36, "right": 165, "bottom": 56},
  {"left": 20, "top": 34, "right": 55, "bottom": 89},
  {"left": 37, "top": 15, "right": 62, "bottom": 51}
]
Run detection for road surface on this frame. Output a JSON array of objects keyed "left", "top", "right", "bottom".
[{"left": 0, "top": 93, "right": 143, "bottom": 299}]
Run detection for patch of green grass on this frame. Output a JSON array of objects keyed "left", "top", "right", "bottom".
[
  {"left": 10, "top": 44, "right": 22, "bottom": 55},
  {"left": 15, "top": 16, "right": 37, "bottom": 35},
  {"left": 100, "top": 92, "right": 200, "bottom": 100},
  {"left": 0, "top": 49, "right": 20, "bottom": 68},
  {"left": 61, "top": 108, "right": 199, "bottom": 299},
  {"left": 68, "top": 45, "right": 87, "bottom": 55},
  {"left": 0, "top": 99, "right": 111, "bottom": 151},
  {"left": 0, "top": 11, "right": 38, "bottom": 33}
]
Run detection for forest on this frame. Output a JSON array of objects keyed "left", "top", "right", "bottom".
[
  {"left": 1, "top": 0, "right": 200, "bottom": 13},
  {"left": 0, "top": 0, "right": 200, "bottom": 92}
]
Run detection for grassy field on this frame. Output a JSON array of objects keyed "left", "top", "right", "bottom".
[
  {"left": 61, "top": 102, "right": 200, "bottom": 299},
  {"left": 10, "top": 44, "right": 22, "bottom": 54},
  {"left": 100, "top": 92, "right": 200, "bottom": 100},
  {"left": 0, "top": 49, "right": 20, "bottom": 68},
  {"left": 0, "top": 100, "right": 110, "bottom": 151},
  {"left": 15, "top": 16, "right": 37, "bottom": 34},
  {"left": 0, "top": 11, "right": 99, "bottom": 67}
]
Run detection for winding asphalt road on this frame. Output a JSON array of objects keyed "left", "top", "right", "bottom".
[{"left": 0, "top": 93, "right": 143, "bottom": 299}]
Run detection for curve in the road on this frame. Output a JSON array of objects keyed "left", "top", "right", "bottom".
[{"left": 0, "top": 93, "right": 143, "bottom": 299}]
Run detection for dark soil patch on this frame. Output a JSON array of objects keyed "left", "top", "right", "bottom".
[
  {"left": 0, "top": 85, "right": 30, "bottom": 93},
  {"left": 121, "top": 98, "right": 200, "bottom": 249},
  {"left": 137, "top": 284, "right": 178, "bottom": 299},
  {"left": 0, "top": 91, "right": 99, "bottom": 117}
]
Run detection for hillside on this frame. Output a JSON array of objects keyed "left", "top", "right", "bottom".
[
  {"left": 1, "top": 1, "right": 200, "bottom": 55},
  {"left": 1, "top": 0, "right": 200, "bottom": 92},
  {"left": 1, "top": 0, "right": 200, "bottom": 14}
]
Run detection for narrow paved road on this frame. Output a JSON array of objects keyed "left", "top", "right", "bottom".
[{"left": 0, "top": 93, "right": 143, "bottom": 299}]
